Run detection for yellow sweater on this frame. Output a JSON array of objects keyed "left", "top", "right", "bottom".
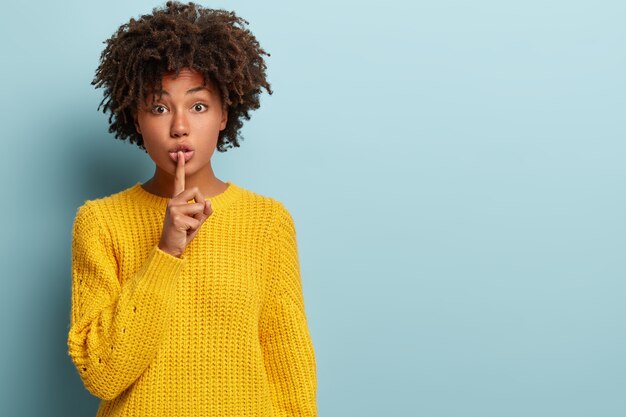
[{"left": 67, "top": 181, "right": 317, "bottom": 416}]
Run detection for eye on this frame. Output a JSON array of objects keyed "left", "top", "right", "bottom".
[
  {"left": 150, "top": 105, "right": 168, "bottom": 114},
  {"left": 192, "top": 103, "right": 208, "bottom": 112}
]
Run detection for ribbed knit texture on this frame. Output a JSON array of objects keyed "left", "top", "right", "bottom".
[{"left": 67, "top": 181, "right": 317, "bottom": 416}]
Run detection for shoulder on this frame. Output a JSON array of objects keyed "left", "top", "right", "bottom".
[
  {"left": 73, "top": 184, "right": 139, "bottom": 230},
  {"left": 235, "top": 184, "right": 291, "bottom": 217},
  {"left": 232, "top": 183, "right": 294, "bottom": 218},
  {"left": 232, "top": 183, "right": 297, "bottom": 234}
]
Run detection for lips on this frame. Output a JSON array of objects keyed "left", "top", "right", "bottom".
[
  {"left": 169, "top": 149, "right": 194, "bottom": 163},
  {"left": 168, "top": 144, "right": 194, "bottom": 162},
  {"left": 169, "top": 144, "right": 194, "bottom": 153}
]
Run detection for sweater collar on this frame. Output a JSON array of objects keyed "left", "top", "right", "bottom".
[{"left": 129, "top": 181, "right": 243, "bottom": 212}]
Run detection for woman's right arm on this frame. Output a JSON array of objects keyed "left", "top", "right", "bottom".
[{"left": 67, "top": 201, "right": 185, "bottom": 400}]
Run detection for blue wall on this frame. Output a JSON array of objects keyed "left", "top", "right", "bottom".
[{"left": 1, "top": 1, "right": 624, "bottom": 415}]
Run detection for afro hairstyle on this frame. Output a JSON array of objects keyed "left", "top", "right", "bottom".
[{"left": 92, "top": 1, "right": 272, "bottom": 152}]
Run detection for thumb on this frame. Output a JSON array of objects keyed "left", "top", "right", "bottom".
[
  {"left": 196, "top": 200, "right": 213, "bottom": 222},
  {"left": 205, "top": 200, "right": 213, "bottom": 213}
]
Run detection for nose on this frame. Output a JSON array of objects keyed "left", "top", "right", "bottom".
[{"left": 170, "top": 109, "right": 189, "bottom": 138}]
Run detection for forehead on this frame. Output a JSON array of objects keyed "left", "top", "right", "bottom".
[
  {"left": 143, "top": 68, "right": 222, "bottom": 104},
  {"left": 161, "top": 68, "right": 205, "bottom": 86},
  {"left": 142, "top": 68, "right": 220, "bottom": 99}
]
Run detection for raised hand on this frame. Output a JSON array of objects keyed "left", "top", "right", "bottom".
[{"left": 158, "top": 151, "right": 213, "bottom": 257}]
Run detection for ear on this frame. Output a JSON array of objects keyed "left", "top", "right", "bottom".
[
  {"left": 219, "top": 107, "right": 228, "bottom": 131},
  {"left": 133, "top": 111, "right": 142, "bottom": 134}
]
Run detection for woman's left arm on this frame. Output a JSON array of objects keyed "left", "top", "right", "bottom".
[{"left": 259, "top": 202, "right": 317, "bottom": 416}]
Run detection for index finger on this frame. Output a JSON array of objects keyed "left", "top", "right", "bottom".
[{"left": 174, "top": 150, "right": 185, "bottom": 197}]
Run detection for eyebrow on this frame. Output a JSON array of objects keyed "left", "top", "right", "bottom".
[{"left": 156, "top": 86, "right": 210, "bottom": 96}]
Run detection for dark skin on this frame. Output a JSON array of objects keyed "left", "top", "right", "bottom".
[
  {"left": 92, "top": 2, "right": 272, "bottom": 153},
  {"left": 157, "top": 150, "right": 213, "bottom": 258},
  {"left": 134, "top": 68, "right": 229, "bottom": 258}
]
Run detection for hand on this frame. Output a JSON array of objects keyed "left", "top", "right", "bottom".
[{"left": 158, "top": 151, "right": 213, "bottom": 257}]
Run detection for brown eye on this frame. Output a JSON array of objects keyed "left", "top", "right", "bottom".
[
  {"left": 151, "top": 105, "right": 167, "bottom": 114},
  {"left": 193, "top": 103, "right": 207, "bottom": 112}
]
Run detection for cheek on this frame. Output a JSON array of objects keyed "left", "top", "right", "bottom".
[
  {"left": 138, "top": 120, "right": 166, "bottom": 143},
  {"left": 139, "top": 127, "right": 165, "bottom": 156},
  {"left": 138, "top": 120, "right": 158, "bottom": 136},
  {"left": 143, "top": 143, "right": 160, "bottom": 163}
]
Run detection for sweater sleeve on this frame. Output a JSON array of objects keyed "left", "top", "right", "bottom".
[
  {"left": 259, "top": 202, "right": 318, "bottom": 416},
  {"left": 67, "top": 201, "right": 185, "bottom": 400}
]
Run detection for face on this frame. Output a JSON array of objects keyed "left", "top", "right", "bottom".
[{"left": 134, "top": 68, "right": 228, "bottom": 179}]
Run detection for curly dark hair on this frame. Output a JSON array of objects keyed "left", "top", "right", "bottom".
[{"left": 92, "top": 1, "right": 272, "bottom": 152}]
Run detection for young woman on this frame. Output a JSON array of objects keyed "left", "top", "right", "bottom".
[{"left": 67, "top": 2, "right": 317, "bottom": 415}]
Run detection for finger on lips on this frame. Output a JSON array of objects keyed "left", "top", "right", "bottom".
[
  {"left": 174, "top": 150, "right": 185, "bottom": 197},
  {"left": 171, "top": 150, "right": 211, "bottom": 217}
]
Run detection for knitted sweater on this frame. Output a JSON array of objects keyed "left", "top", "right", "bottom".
[{"left": 67, "top": 181, "right": 317, "bottom": 416}]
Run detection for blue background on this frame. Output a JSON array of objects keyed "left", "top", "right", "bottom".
[{"left": 1, "top": 1, "right": 625, "bottom": 416}]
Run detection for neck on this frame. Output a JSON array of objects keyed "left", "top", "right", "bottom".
[{"left": 142, "top": 165, "right": 228, "bottom": 199}]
